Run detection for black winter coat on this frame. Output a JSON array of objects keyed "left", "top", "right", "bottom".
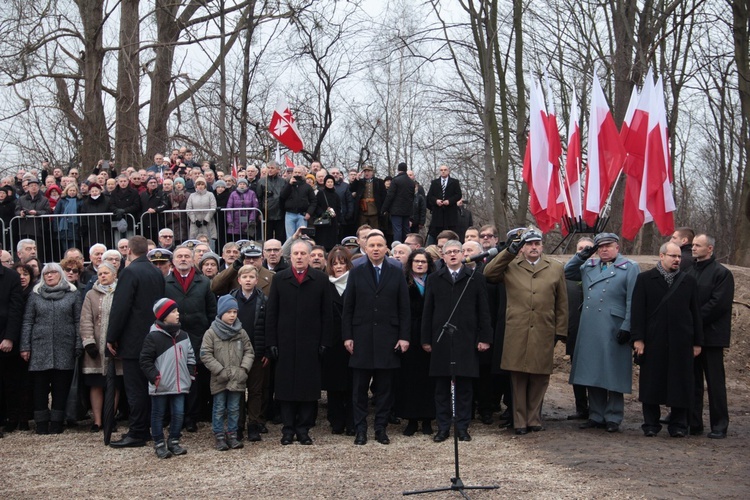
[
  {"left": 0, "top": 266, "right": 23, "bottom": 357},
  {"left": 280, "top": 181, "right": 316, "bottom": 215},
  {"left": 314, "top": 188, "right": 341, "bottom": 251},
  {"left": 411, "top": 191, "right": 426, "bottom": 227},
  {"left": 164, "top": 271, "right": 217, "bottom": 358},
  {"left": 0, "top": 196, "right": 16, "bottom": 228},
  {"left": 426, "top": 177, "right": 462, "bottom": 228},
  {"left": 230, "top": 287, "right": 266, "bottom": 358},
  {"left": 265, "top": 267, "right": 332, "bottom": 401},
  {"left": 631, "top": 268, "right": 703, "bottom": 407},
  {"left": 106, "top": 255, "right": 166, "bottom": 359},
  {"left": 322, "top": 280, "right": 352, "bottom": 392},
  {"left": 342, "top": 259, "right": 410, "bottom": 370},
  {"left": 110, "top": 185, "right": 141, "bottom": 218},
  {"left": 421, "top": 265, "right": 493, "bottom": 377},
  {"left": 686, "top": 256, "right": 734, "bottom": 347},
  {"left": 15, "top": 192, "right": 51, "bottom": 236},
  {"left": 382, "top": 172, "right": 415, "bottom": 217}
]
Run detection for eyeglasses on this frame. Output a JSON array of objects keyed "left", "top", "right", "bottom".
[
  {"left": 64, "top": 268, "right": 80, "bottom": 273},
  {"left": 413, "top": 259, "right": 428, "bottom": 264},
  {"left": 43, "top": 271, "right": 59, "bottom": 276},
  {"left": 1, "top": 260, "right": 13, "bottom": 265},
  {"left": 443, "top": 249, "right": 461, "bottom": 255},
  {"left": 479, "top": 233, "right": 496, "bottom": 239},
  {"left": 160, "top": 235, "right": 173, "bottom": 239}
]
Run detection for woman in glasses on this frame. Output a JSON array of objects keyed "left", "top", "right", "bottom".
[
  {"left": 395, "top": 249, "right": 436, "bottom": 436},
  {"left": 60, "top": 256, "right": 85, "bottom": 294},
  {"left": 20, "top": 262, "right": 81, "bottom": 434}
]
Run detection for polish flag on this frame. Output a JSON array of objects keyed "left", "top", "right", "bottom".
[
  {"left": 269, "top": 97, "right": 304, "bottom": 153},
  {"left": 284, "top": 154, "right": 295, "bottom": 170},
  {"left": 544, "top": 73, "right": 564, "bottom": 224},
  {"left": 620, "top": 72, "right": 652, "bottom": 240},
  {"left": 583, "top": 72, "right": 626, "bottom": 226},
  {"left": 563, "top": 91, "right": 582, "bottom": 219},
  {"left": 523, "top": 80, "right": 555, "bottom": 232},
  {"left": 231, "top": 157, "right": 239, "bottom": 179},
  {"left": 639, "top": 76, "right": 675, "bottom": 235}
]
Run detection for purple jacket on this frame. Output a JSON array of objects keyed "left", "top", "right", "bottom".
[{"left": 226, "top": 188, "right": 259, "bottom": 234}]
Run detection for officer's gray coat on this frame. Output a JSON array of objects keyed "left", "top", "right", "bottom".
[{"left": 564, "top": 253, "right": 639, "bottom": 393}]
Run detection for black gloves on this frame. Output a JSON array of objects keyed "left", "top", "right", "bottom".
[
  {"left": 267, "top": 346, "right": 279, "bottom": 360},
  {"left": 232, "top": 258, "right": 243, "bottom": 271},
  {"left": 616, "top": 330, "right": 631, "bottom": 345},
  {"left": 318, "top": 345, "right": 327, "bottom": 358},
  {"left": 195, "top": 220, "right": 203, "bottom": 227},
  {"left": 85, "top": 343, "right": 99, "bottom": 359},
  {"left": 555, "top": 334, "right": 567, "bottom": 345},
  {"left": 506, "top": 237, "right": 523, "bottom": 256},
  {"left": 576, "top": 244, "right": 599, "bottom": 260}
]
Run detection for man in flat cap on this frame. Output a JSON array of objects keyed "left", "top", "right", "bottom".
[
  {"left": 483, "top": 228, "right": 567, "bottom": 435},
  {"left": 565, "top": 233, "right": 640, "bottom": 433}
]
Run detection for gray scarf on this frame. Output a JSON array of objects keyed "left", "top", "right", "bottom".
[
  {"left": 656, "top": 261, "right": 679, "bottom": 287},
  {"left": 211, "top": 317, "right": 242, "bottom": 340},
  {"left": 37, "top": 279, "right": 71, "bottom": 300}
]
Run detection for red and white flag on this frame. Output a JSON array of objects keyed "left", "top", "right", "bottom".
[
  {"left": 231, "top": 157, "right": 239, "bottom": 178},
  {"left": 544, "top": 73, "right": 564, "bottom": 224},
  {"left": 620, "top": 73, "right": 651, "bottom": 240},
  {"left": 639, "top": 76, "right": 675, "bottom": 235},
  {"left": 523, "top": 80, "right": 556, "bottom": 232},
  {"left": 583, "top": 72, "right": 626, "bottom": 226},
  {"left": 284, "top": 154, "right": 295, "bottom": 170},
  {"left": 563, "top": 91, "right": 582, "bottom": 219},
  {"left": 269, "top": 97, "right": 304, "bottom": 153}
]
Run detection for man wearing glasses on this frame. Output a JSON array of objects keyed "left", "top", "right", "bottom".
[
  {"left": 478, "top": 225, "right": 499, "bottom": 251},
  {"left": 262, "top": 239, "right": 288, "bottom": 272},
  {"left": 1, "top": 250, "right": 14, "bottom": 268},
  {"left": 158, "top": 229, "right": 176, "bottom": 252}
]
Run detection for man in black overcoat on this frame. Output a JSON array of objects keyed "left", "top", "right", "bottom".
[
  {"left": 687, "top": 234, "right": 734, "bottom": 439},
  {"left": 421, "top": 240, "right": 492, "bottom": 442},
  {"left": 342, "top": 232, "right": 410, "bottom": 445},
  {"left": 631, "top": 242, "right": 703, "bottom": 438},
  {"left": 0, "top": 264, "right": 24, "bottom": 435},
  {"left": 265, "top": 239, "right": 332, "bottom": 445},
  {"left": 426, "top": 164, "right": 462, "bottom": 242},
  {"left": 381, "top": 162, "right": 415, "bottom": 243},
  {"left": 107, "top": 235, "right": 166, "bottom": 447}
]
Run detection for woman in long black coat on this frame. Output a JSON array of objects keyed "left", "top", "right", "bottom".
[
  {"left": 322, "top": 246, "right": 354, "bottom": 434},
  {"left": 395, "top": 249, "right": 436, "bottom": 435},
  {"left": 80, "top": 184, "right": 113, "bottom": 255},
  {"left": 313, "top": 175, "right": 341, "bottom": 251}
]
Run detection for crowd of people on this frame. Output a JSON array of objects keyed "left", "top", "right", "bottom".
[{"left": 0, "top": 154, "right": 737, "bottom": 460}]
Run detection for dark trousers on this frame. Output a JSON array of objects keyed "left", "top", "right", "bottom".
[
  {"left": 327, "top": 389, "right": 354, "bottom": 432},
  {"left": 352, "top": 368, "right": 395, "bottom": 433},
  {"left": 690, "top": 346, "right": 729, "bottom": 433},
  {"left": 265, "top": 219, "right": 286, "bottom": 242},
  {"left": 435, "top": 376, "right": 473, "bottom": 433},
  {"left": 186, "top": 364, "right": 211, "bottom": 423},
  {"left": 0, "top": 355, "right": 32, "bottom": 424},
  {"left": 475, "top": 364, "right": 501, "bottom": 417},
  {"left": 643, "top": 404, "right": 687, "bottom": 435},
  {"left": 122, "top": 358, "right": 151, "bottom": 440},
  {"left": 390, "top": 215, "right": 410, "bottom": 243},
  {"left": 245, "top": 359, "right": 266, "bottom": 426},
  {"left": 279, "top": 400, "right": 316, "bottom": 438},
  {"left": 32, "top": 369, "right": 73, "bottom": 418},
  {"left": 573, "top": 384, "right": 589, "bottom": 413}
]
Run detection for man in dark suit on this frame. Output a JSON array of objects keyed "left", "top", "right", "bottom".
[
  {"left": 422, "top": 239, "right": 492, "bottom": 442},
  {"left": 265, "top": 239, "right": 332, "bottom": 445},
  {"left": 381, "top": 162, "right": 415, "bottom": 243},
  {"left": 350, "top": 165, "right": 387, "bottom": 230},
  {"left": 426, "top": 165, "right": 462, "bottom": 243},
  {"left": 342, "top": 232, "right": 410, "bottom": 445},
  {"left": 107, "top": 235, "right": 166, "bottom": 447},
  {"left": 0, "top": 264, "right": 23, "bottom": 436}
]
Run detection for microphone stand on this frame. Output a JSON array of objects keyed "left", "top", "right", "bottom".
[{"left": 404, "top": 266, "right": 499, "bottom": 499}]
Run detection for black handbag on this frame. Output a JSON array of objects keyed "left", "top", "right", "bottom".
[{"left": 313, "top": 192, "right": 333, "bottom": 226}]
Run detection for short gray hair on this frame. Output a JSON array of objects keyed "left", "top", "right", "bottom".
[{"left": 17, "top": 238, "right": 35, "bottom": 253}]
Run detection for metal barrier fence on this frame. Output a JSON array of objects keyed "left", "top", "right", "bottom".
[
  {"left": 8, "top": 212, "right": 138, "bottom": 261},
  {"left": 139, "top": 207, "right": 265, "bottom": 252},
  {"left": 8, "top": 207, "right": 264, "bottom": 262}
]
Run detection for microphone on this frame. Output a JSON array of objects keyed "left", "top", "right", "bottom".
[{"left": 462, "top": 247, "right": 499, "bottom": 264}]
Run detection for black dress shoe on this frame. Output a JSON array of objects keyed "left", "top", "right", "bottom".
[
  {"left": 579, "top": 419, "right": 604, "bottom": 429},
  {"left": 375, "top": 430, "right": 390, "bottom": 445},
  {"left": 280, "top": 434, "right": 294, "bottom": 445},
  {"left": 605, "top": 422, "right": 619, "bottom": 433},
  {"left": 479, "top": 413, "right": 493, "bottom": 425},
  {"left": 184, "top": 421, "right": 198, "bottom": 433},
  {"left": 388, "top": 414, "right": 401, "bottom": 425},
  {"left": 354, "top": 432, "right": 367, "bottom": 445},
  {"left": 421, "top": 421, "right": 434, "bottom": 435},
  {"left": 403, "top": 420, "right": 418, "bottom": 436},
  {"left": 659, "top": 412, "right": 671, "bottom": 424},
  {"left": 433, "top": 430, "right": 449, "bottom": 442},
  {"left": 689, "top": 427, "right": 704, "bottom": 436},
  {"left": 110, "top": 435, "right": 146, "bottom": 448},
  {"left": 259, "top": 423, "right": 269, "bottom": 433},
  {"left": 707, "top": 431, "right": 727, "bottom": 439},
  {"left": 644, "top": 430, "right": 658, "bottom": 437},
  {"left": 528, "top": 425, "right": 544, "bottom": 432},
  {"left": 514, "top": 428, "right": 529, "bottom": 435},
  {"left": 298, "top": 434, "right": 313, "bottom": 445},
  {"left": 457, "top": 430, "right": 472, "bottom": 442},
  {"left": 345, "top": 428, "right": 356, "bottom": 436},
  {"left": 670, "top": 430, "right": 686, "bottom": 438},
  {"left": 498, "top": 420, "right": 513, "bottom": 429},
  {"left": 566, "top": 411, "right": 589, "bottom": 420}
]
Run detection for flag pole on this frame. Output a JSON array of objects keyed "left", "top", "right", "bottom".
[{"left": 264, "top": 145, "right": 269, "bottom": 242}]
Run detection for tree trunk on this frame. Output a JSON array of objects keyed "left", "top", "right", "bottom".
[
  {"left": 115, "top": 0, "right": 141, "bottom": 170},
  {"left": 514, "top": 0, "right": 529, "bottom": 227},
  {"left": 731, "top": 0, "right": 750, "bottom": 266},
  {"left": 76, "top": 0, "right": 111, "bottom": 174}
]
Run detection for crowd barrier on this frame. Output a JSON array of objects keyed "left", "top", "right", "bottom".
[{"left": 8, "top": 207, "right": 264, "bottom": 261}]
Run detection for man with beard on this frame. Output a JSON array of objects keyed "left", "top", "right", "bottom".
[
  {"left": 265, "top": 240, "right": 332, "bottom": 445},
  {"left": 632, "top": 243, "right": 703, "bottom": 437}
]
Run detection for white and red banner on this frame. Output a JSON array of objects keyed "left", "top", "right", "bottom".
[
  {"left": 269, "top": 97, "right": 304, "bottom": 153},
  {"left": 563, "top": 91, "right": 582, "bottom": 220}
]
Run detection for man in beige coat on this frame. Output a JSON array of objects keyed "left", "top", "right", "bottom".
[{"left": 484, "top": 229, "right": 568, "bottom": 435}]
